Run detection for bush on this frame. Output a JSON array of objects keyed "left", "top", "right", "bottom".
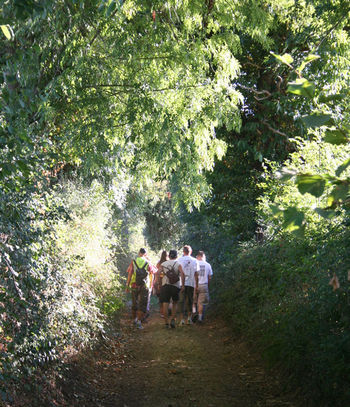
[
  {"left": 0, "top": 178, "right": 125, "bottom": 401},
  {"left": 215, "top": 227, "right": 350, "bottom": 406}
]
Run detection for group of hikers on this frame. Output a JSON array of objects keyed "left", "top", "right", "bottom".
[{"left": 125, "top": 245, "right": 213, "bottom": 330}]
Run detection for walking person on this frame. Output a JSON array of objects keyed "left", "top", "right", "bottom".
[
  {"left": 195, "top": 251, "right": 213, "bottom": 323},
  {"left": 125, "top": 248, "right": 154, "bottom": 329},
  {"left": 155, "top": 250, "right": 168, "bottom": 317},
  {"left": 144, "top": 253, "right": 157, "bottom": 321},
  {"left": 178, "top": 245, "right": 199, "bottom": 325},
  {"left": 159, "top": 249, "right": 185, "bottom": 329}
]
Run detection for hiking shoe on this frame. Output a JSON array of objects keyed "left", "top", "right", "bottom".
[
  {"left": 170, "top": 319, "right": 176, "bottom": 328},
  {"left": 192, "top": 314, "right": 198, "bottom": 323},
  {"left": 136, "top": 321, "right": 143, "bottom": 329}
]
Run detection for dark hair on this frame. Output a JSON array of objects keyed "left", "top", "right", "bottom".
[
  {"left": 159, "top": 250, "right": 168, "bottom": 264},
  {"left": 169, "top": 249, "right": 177, "bottom": 259},
  {"left": 139, "top": 248, "right": 147, "bottom": 255},
  {"left": 183, "top": 245, "right": 192, "bottom": 255},
  {"left": 197, "top": 251, "right": 206, "bottom": 261}
]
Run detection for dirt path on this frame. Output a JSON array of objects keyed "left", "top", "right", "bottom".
[{"left": 57, "top": 306, "right": 300, "bottom": 407}]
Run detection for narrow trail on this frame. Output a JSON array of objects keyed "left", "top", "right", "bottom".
[{"left": 58, "top": 305, "right": 300, "bottom": 407}]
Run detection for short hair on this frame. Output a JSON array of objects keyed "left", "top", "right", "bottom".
[
  {"left": 139, "top": 248, "right": 147, "bottom": 255},
  {"left": 169, "top": 249, "right": 178, "bottom": 259},
  {"left": 197, "top": 251, "right": 206, "bottom": 261},
  {"left": 183, "top": 245, "right": 192, "bottom": 255}
]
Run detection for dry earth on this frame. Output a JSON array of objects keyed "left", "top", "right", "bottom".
[{"left": 52, "top": 305, "right": 301, "bottom": 407}]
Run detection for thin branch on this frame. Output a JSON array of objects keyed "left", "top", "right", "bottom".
[
  {"left": 237, "top": 83, "right": 272, "bottom": 98},
  {"left": 89, "top": 8, "right": 119, "bottom": 47},
  {"left": 111, "top": 55, "right": 176, "bottom": 61},
  {"left": 261, "top": 120, "right": 288, "bottom": 138},
  {"left": 2, "top": 253, "right": 25, "bottom": 301},
  {"left": 81, "top": 83, "right": 208, "bottom": 92}
]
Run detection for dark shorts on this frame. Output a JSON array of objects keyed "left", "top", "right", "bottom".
[
  {"left": 131, "top": 285, "right": 149, "bottom": 313},
  {"left": 159, "top": 284, "right": 180, "bottom": 303},
  {"left": 179, "top": 286, "right": 194, "bottom": 313}
]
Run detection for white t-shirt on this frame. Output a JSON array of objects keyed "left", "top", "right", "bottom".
[
  {"left": 178, "top": 255, "right": 199, "bottom": 287},
  {"left": 161, "top": 259, "right": 181, "bottom": 288},
  {"left": 197, "top": 260, "right": 213, "bottom": 285}
]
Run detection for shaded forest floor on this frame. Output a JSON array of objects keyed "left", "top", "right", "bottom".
[{"left": 11, "top": 304, "right": 302, "bottom": 407}]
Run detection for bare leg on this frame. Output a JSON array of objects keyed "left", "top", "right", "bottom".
[
  {"left": 171, "top": 302, "right": 177, "bottom": 320},
  {"left": 198, "top": 302, "right": 203, "bottom": 315},
  {"left": 198, "top": 301, "right": 204, "bottom": 321},
  {"left": 163, "top": 302, "right": 169, "bottom": 325}
]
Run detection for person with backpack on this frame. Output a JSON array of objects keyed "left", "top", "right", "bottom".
[
  {"left": 177, "top": 245, "right": 199, "bottom": 325},
  {"left": 125, "top": 248, "right": 153, "bottom": 329},
  {"left": 158, "top": 249, "right": 185, "bottom": 329},
  {"left": 195, "top": 251, "right": 213, "bottom": 323}
]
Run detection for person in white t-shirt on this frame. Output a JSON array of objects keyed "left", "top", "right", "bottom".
[
  {"left": 177, "top": 245, "right": 199, "bottom": 325},
  {"left": 195, "top": 251, "right": 213, "bottom": 323}
]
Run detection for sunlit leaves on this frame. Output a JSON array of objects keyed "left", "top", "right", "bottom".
[
  {"left": 327, "top": 183, "right": 349, "bottom": 205},
  {"left": 296, "top": 54, "right": 320, "bottom": 74},
  {"left": 287, "top": 78, "right": 315, "bottom": 98},
  {"left": 0, "top": 25, "right": 13, "bottom": 40},
  {"left": 314, "top": 207, "right": 337, "bottom": 219},
  {"left": 336, "top": 158, "right": 350, "bottom": 177},
  {"left": 270, "top": 51, "right": 293, "bottom": 66},
  {"left": 270, "top": 204, "right": 305, "bottom": 233},
  {"left": 324, "top": 129, "right": 348, "bottom": 145},
  {"left": 296, "top": 174, "right": 326, "bottom": 197}
]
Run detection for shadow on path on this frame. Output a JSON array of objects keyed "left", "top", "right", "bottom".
[{"left": 58, "top": 306, "right": 300, "bottom": 407}]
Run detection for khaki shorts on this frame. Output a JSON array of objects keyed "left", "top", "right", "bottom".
[{"left": 197, "top": 284, "right": 209, "bottom": 306}]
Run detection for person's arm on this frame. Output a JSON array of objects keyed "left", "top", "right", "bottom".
[
  {"left": 195, "top": 270, "right": 199, "bottom": 292},
  {"left": 179, "top": 265, "right": 185, "bottom": 292},
  {"left": 208, "top": 264, "right": 213, "bottom": 288},
  {"left": 125, "top": 261, "right": 133, "bottom": 292}
]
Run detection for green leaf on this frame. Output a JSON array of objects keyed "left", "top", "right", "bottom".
[
  {"left": 319, "top": 93, "right": 348, "bottom": 103},
  {"left": 106, "top": 0, "right": 116, "bottom": 16},
  {"left": 270, "top": 204, "right": 283, "bottom": 217},
  {"left": 296, "top": 174, "right": 326, "bottom": 197},
  {"left": 287, "top": 78, "right": 315, "bottom": 98},
  {"left": 335, "top": 158, "right": 350, "bottom": 177},
  {"left": 270, "top": 52, "right": 293, "bottom": 66},
  {"left": 324, "top": 129, "right": 348, "bottom": 145},
  {"left": 315, "top": 208, "right": 338, "bottom": 219},
  {"left": 1, "top": 25, "right": 13, "bottom": 40},
  {"left": 296, "top": 54, "right": 320, "bottom": 73},
  {"left": 304, "top": 54, "right": 320, "bottom": 63},
  {"left": 275, "top": 168, "right": 297, "bottom": 181},
  {"left": 328, "top": 183, "right": 349, "bottom": 202},
  {"left": 283, "top": 207, "right": 305, "bottom": 232},
  {"left": 301, "top": 113, "right": 333, "bottom": 128}
]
